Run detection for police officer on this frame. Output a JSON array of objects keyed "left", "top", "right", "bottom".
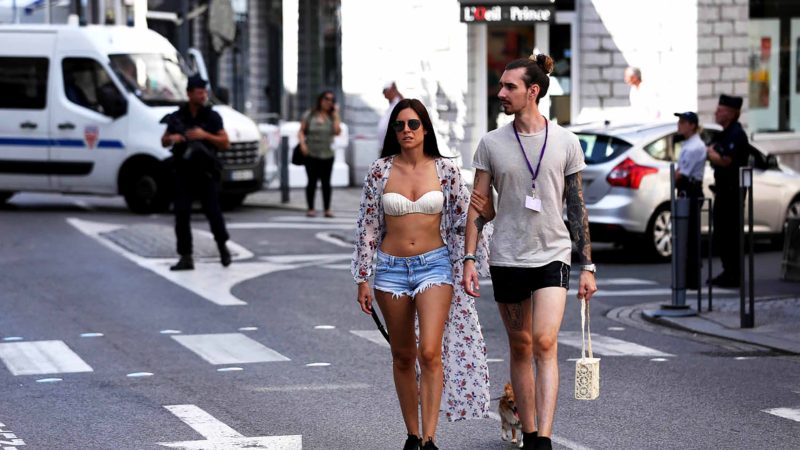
[
  {"left": 674, "top": 111, "right": 705, "bottom": 289},
  {"left": 707, "top": 94, "right": 749, "bottom": 287},
  {"left": 161, "top": 74, "right": 231, "bottom": 271}
]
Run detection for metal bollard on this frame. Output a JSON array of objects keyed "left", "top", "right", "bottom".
[
  {"left": 672, "top": 196, "right": 690, "bottom": 308},
  {"left": 739, "top": 167, "right": 754, "bottom": 328},
  {"left": 280, "top": 136, "right": 289, "bottom": 204}
]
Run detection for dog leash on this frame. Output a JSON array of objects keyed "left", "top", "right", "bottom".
[{"left": 371, "top": 308, "right": 390, "bottom": 343}]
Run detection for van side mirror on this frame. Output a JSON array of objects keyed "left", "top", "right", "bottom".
[{"left": 97, "top": 83, "right": 128, "bottom": 119}]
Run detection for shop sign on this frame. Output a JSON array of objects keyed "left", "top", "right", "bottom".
[{"left": 460, "top": 4, "right": 554, "bottom": 24}]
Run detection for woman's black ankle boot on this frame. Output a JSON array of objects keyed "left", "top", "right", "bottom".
[
  {"left": 403, "top": 434, "right": 421, "bottom": 450},
  {"left": 421, "top": 437, "right": 439, "bottom": 450}
]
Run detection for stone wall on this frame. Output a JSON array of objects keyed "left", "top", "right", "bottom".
[{"left": 696, "top": 0, "right": 749, "bottom": 124}]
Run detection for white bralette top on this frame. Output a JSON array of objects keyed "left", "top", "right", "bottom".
[{"left": 382, "top": 191, "right": 444, "bottom": 216}]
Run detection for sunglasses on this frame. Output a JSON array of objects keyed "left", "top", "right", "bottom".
[{"left": 392, "top": 119, "right": 422, "bottom": 132}]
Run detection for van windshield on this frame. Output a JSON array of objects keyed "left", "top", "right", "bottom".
[{"left": 109, "top": 53, "right": 188, "bottom": 106}]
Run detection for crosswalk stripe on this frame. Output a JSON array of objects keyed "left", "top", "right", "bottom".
[
  {"left": 349, "top": 330, "right": 390, "bottom": 348},
  {"left": 558, "top": 332, "right": 674, "bottom": 357},
  {"left": 171, "top": 334, "right": 291, "bottom": 365},
  {"left": 228, "top": 222, "right": 353, "bottom": 230},
  {"left": 0, "top": 340, "right": 93, "bottom": 375},
  {"left": 762, "top": 407, "right": 800, "bottom": 422},
  {"left": 271, "top": 216, "right": 356, "bottom": 224}
]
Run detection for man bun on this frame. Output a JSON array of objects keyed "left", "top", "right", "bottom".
[{"left": 532, "top": 53, "right": 554, "bottom": 75}]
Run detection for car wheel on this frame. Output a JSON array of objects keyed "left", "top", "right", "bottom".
[
  {"left": 122, "top": 165, "right": 170, "bottom": 214},
  {"left": 646, "top": 206, "right": 672, "bottom": 260},
  {"left": 787, "top": 198, "right": 800, "bottom": 222}
]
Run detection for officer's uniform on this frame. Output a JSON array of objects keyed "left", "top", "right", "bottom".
[
  {"left": 674, "top": 112, "right": 706, "bottom": 289},
  {"left": 710, "top": 96, "right": 749, "bottom": 285},
  {"left": 167, "top": 103, "right": 229, "bottom": 259}
]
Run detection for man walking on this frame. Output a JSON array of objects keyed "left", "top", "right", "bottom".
[
  {"left": 376, "top": 81, "right": 403, "bottom": 151},
  {"left": 707, "top": 94, "right": 749, "bottom": 287},
  {"left": 624, "top": 66, "right": 660, "bottom": 121},
  {"left": 463, "top": 54, "right": 597, "bottom": 450},
  {"left": 162, "top": 74, "right": 232, "bottom": 271}
]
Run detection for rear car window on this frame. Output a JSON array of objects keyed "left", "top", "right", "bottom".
[
  {"left": 575, "top": 134, "right": 632, "bottom": 164},
  {"left": 0, "top": 57, "right": 49, "bottom": 109}
]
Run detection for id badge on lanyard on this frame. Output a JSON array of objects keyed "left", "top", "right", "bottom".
[{"left": 513, "top": 119, "right": 548, "bottom": 213}]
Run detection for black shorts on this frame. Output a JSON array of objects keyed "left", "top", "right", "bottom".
[{"left": 489, "top": 262, "right": 570, "bottom": 304}]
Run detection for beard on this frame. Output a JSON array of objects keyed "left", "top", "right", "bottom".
[{"left": 501, "top": 101, "right": 517, "bottom": 115}]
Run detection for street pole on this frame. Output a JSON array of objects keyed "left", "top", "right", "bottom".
[
  {"left": 739, "top": 166, "right": 754, "bottom": 328},
  {"left": 280, "top": 136, "right": 290, "bottom": 204}
]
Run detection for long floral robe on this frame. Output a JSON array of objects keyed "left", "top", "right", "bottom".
[{"left": 351, "top": 155, "right": 491, "bottom": 421}]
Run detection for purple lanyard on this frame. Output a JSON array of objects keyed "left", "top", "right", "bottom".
[{"left": 512, "top": 119, "right": 549, "bottom": 191}]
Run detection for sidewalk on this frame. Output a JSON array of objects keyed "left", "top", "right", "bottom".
[
  {"left": 639, "top": 295, "right": 800, "bottom": 354},
  {"left": 244, "top": 186, "right": 364, "bottom": 213}
]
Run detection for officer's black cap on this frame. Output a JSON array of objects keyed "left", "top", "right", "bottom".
[
  {"left": 718, "top": 94, "right": 743, "bottom": 110},
  {"left": 673, "top": 111, "right": 699, "bottom": 124},
  {"left": 186, "top": 74, "right": 207, "bottom": 91}
]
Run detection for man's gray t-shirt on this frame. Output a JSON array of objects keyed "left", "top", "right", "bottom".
[{"left": 473, "top": 121, "right": 586, "bottom": 268}]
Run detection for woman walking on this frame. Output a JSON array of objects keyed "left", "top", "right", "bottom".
[
  {"left": 352, "top": 99, "right": 493, "bottom": 449},
  {"left": 297, "top": 90, "right": 341, "bottom": 217}
]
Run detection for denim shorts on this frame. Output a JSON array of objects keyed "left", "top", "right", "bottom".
[{"left": 374, "top": 246, "right": 454, "bottom": 298}]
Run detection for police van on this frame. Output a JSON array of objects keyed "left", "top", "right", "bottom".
[{"left": 0, "top": 23, "right": 266, "bottom": 212}]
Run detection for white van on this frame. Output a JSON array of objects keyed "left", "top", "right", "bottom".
[{"left": 0, "top": 24, "right": 266, "bottom": 212}]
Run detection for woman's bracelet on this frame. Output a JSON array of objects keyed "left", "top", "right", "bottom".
[{"left": 463, "top": 254, "right": 477, "bottom": 263}]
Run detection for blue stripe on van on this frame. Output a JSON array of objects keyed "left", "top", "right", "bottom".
[{"left": 0, "top": 137, "right": 124, "bottom": 149}]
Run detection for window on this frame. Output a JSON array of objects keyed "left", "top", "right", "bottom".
[
  {"left": 575, "top": 134, "right": 632, "bottom": 165},
  {"left": 62, "top": 58, "right": 122, "bottom": 115},
  {"left": 0, "top": 57, "right": 49, "bottom": 109},
  {"left": 643, "top": 136, "right": 671, "bottom": 161}
]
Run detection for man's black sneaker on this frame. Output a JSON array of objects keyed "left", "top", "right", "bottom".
[
  {"left": 218, "top": 243, "right": 231, "bottom": 267},
  {"left": 420, "top": 437, "right": 438, "bottom": 450},
  {"left": 535, "top": 436, "right": 552, "bottom": 450},
  {"left": 522, "top": 431, "right": 538, "bottom": 448},
  {"left": 170, "top": 256, "right": 194, "bottom": 271},
  {"left": 402, "top": 434, "right": 421, "bottom": 450}
]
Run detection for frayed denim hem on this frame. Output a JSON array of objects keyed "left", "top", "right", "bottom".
[
  {"left": 374, "top": 279, "right": 453, "bottom": 299},
  {"left": 373, "top": 286, "right": 415, "bottom": 299},
  {"left": 412, "top": 280, "right": 453, "bottom": 297}
]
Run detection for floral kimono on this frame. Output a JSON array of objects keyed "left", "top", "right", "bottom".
[{"left": 351, "top": 155, "right": 491, "bottom": 421}]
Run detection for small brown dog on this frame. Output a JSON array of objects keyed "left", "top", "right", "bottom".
[{"left": 498, "top": 382, "right": 523, "bottom": 447}]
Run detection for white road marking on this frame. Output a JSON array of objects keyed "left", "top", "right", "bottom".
[
  {"left": 0, "top": 422, "right": 26, "bottom": 447},
  {"left": 161, "top": 330, "right": 183, "bottom": 335},
  {"left": 349, "top": 330, "right": 390, "bottom": 348},
  {"left": 171, "top": 333, "right": 290, "bottom": 365},
  {"left": 272, "top": 216, "right": 356, "bottom": 224},
  {"left": 127, "top": 372, "right": 154, "bottom": 378},
  {"left": 0, "top": 340, "right": 93, "bottom": 376},
  {"left": 487, "top": 410, "right": 593, "bottom": 450},
  {"left": 259, "top": 253, "right": 351, "bottom": 265},
  {"left": 2, "top": 337, "right": 23, "bottom": 342},
  {"left": 251, "top": 383, "right": 370, "bottom": 392},
  {"left": 558, "top": 332, "right": 674, "bottom": 357},
  {"left": 35, "top": 378, "right": 63, "bottom": 383},
  {"left": 315, "top": 232, "right": 352, "bottom": 248},
  {"left": 217, "top": 367, "right": 244, "bottom": 372},
  {"left": 159, "top": 404, "right": 302, "bottom": 449},
  {"left": 305, "top": 363, "right": 330, "bottom": 367},
  {"left": 228, "top": 222, "right": 352, "bottom": 230},
  {"left": 321, "top": 264, "right": 350, "bottom": 270},
  {"left": 607, "top": 327, "right": 625, "bottom": 331},
  {"left": 487, "top": 358, "right": 504, "bottom": 363},
  {"left": 650, "top": 358, "right": 669, "bottom": 362},
  {"left": 67, "top": 218, "right": 312, "bottom": 307},
  {"left": 762, "top": 407, "right": 800, "bottom": 422},
  {"left": 80, "top": 333, "right": 104, "bottom": 338},
  {"left": 238, "top": 327, "right": 258, "bottom": 332},
  {"left": 314, "top": 325, "right": 335, "bottom": 330},
  {"left": 735, "top": 356, "right": 754, "bottom": 360}
]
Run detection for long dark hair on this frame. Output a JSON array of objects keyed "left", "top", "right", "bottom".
[
  {"left": 380, "top": 99, "right": 441, "bottom": 158},
  {"left": 504, "top": 54, "right": 554, "bottom": 104},
  {"left": 313, "top": 90, "right": 336, "bottom": 114}
]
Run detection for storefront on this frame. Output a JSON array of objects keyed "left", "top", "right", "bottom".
[{"left": 459, "top": 0, "right": 575, "bottom": 164}]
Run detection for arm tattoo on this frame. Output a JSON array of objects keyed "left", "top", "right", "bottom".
[
  {"left": 474, "top": 215, "right": 486, "bottom": 234},
  {"left": 500, "top": 303, "right": 525, "bottom": 332},
  {"left": 566, "top": 172, "right": 592, "bottom": 265}
]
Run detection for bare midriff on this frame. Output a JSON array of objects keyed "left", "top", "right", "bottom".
[{"left": 380, "top": 213, "right": 444, "bottom": 257}]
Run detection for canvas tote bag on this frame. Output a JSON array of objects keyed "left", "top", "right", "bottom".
[{"left": 575, "top": 298, "right": 600, "bottom": 400}]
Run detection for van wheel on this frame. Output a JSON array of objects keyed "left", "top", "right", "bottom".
[
  {"left": 0, "top": 191, "right": 14, "bottom": 204},
  {"left": 220, "top": 193, "right": 246, "bottom": 210},
  {"left": 122, "top": 166, "right": 170, "bottom": 214},
  {"left": 645, "top": 205, "right": 672, "bottom": 260}
]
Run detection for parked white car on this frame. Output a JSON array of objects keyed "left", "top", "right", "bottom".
[{"left": 569, "top": 121, "right": 800, "bottom": 259}]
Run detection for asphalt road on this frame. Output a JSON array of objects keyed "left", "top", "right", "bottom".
[{"left": 0, "top": 192, "right": 798, "bottom": 450}]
